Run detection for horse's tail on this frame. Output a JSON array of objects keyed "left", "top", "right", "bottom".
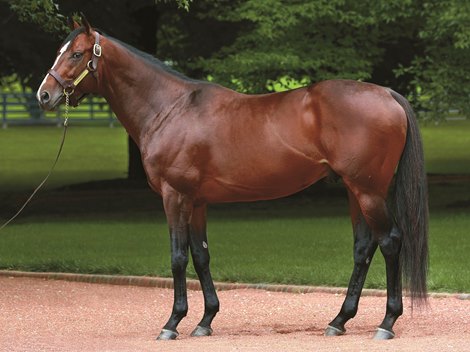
[{"left": 389, "top": 90, "right": 429, "bottom": 306}]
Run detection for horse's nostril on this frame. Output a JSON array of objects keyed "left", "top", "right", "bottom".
[{"left": 41, "top": 91, "right": 50, "bottom": 103}]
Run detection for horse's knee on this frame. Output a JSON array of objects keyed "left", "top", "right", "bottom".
[
  {"left": 353, "top": 237, "right": 376, "bottom": 264},
  {"left": 194, "top": 256, "right": 210, "bottom": 275},
  {"left": 378, "top": 227, "right": 402, "bottom": 257},
  {"left": 191, "top": 245, "right": 211, "bottom": 274},
  {"left": 171, "top": 252, "right": 189, "bottom": 274}
]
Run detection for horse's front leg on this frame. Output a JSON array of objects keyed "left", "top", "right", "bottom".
[
  {"left": 157, "top": 187, "right": 193, "bottom": 340},
  {"left": 188, "top": 204, "right": 219, "bottom": 337}
]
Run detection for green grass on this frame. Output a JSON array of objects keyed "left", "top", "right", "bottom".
[
  {"left": 0, "top": 126, "right": 128, "bottom": 191},
  {"left": 0, "top": 210, "right": 468, "bottom": 292},
  {"left": 0, "top": 121, "right": 469, "bottom": 293},
  {"left": 421, "top": 119, "right": 470, "bottom": 174}
]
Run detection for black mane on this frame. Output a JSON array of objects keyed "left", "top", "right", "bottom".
[
  {"left": 107, "top": 35, "right": 198, "bottom": 83},
  {"left": 61, "top": 27, "right": 195, "bottom": 83}
]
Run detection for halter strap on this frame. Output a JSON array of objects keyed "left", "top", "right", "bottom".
[
  {"left": 89, "top": 32, "right": 102, "bottom": 71},
  {"left": 48, "top": 31, "right": 101, "bottom": 95},
  {"left": 48, "top": 69, "right": 74, "bottom": 91}
]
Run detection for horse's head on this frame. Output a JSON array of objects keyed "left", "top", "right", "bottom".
[{"left": 37, "top": 15, "right": 102, "bottom": 110}]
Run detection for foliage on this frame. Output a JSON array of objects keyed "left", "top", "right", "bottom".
[
  {"left": 0, "top": 0, "right": 61, "bottom": 88},
  {"left": 157, "top": 0, "right": 419, "bottom": 93},
  {"left": 0, "top": 0, "right": 188, "bottom": 88},
  {"left": 157, "top": 0, "right": 469, "bottom": 117},
  {"left": 6, "top": 0, "right": 67, "bottom": 33},
  {"left": 1, "top": 0, "right": 469, "bottom": 119},
  {"left": 407, "top": 1, "right": 470, "bottom": 121},
  {"left": 266, "top": 76, "right": 310, "bottom": 92},
  {"left": 165, "top": 0, "right": 192, "bottom": 11}
]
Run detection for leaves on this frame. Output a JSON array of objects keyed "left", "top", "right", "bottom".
[
  {"left": 159, "top": 0, "right": 394, "bottom": 92},
  {"left": 157, "top": 0, "right": 469, "bottom": 118},
  {"left": 7, "top": 0, "right": 67, "bottom": 34},
  {"left": 156, "top": 0, "right": 193, "bottom": 11},
  {"left": 2, "top": 0, "right": 469, "bottom": 119},
  {"left": 409, "top": 0, "right": 470, "bottom": 119}
]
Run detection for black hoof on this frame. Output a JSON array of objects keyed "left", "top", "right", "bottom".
[
  {"left": 156, "top": 329, "right": 179, "bottom": 340},
  {"left": 190, "top": 325, "right": 213, "bottom": 337},
  {"left": 324, "top": 325, "right": 345, "bottom": 336},
  {"left": 373, "top": 327, "right": 395, "bottom": 340}
]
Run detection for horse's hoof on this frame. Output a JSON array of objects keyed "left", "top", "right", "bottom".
[
  {"left": 373, "top": 327, "right": 395, "bottom": 340},
  {"left": 190, "top": 325, "right": 213, "bottom": 337},
  {"left": 324, "top": 325, "right": 345, "bottom": 336},
  {"left": 156, "top": 329, "right": 179, "bottom": 340}
]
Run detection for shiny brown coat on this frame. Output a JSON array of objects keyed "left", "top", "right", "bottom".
[{"left": 37, "top": 19, "right": 428, "bottom": 341}]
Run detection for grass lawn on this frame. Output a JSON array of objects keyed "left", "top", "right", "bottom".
[
  {"left": 0, "top": 126, "right": 128, "bottom": 192},
  {"left": 421, "top": 119, "right": 470, "bottom": 174},
  {"left": 0, "top": 208, "right": 468, "bottom": 293},
  {"left": 0, "top": 120, "right": 469, "bottom": 293}
]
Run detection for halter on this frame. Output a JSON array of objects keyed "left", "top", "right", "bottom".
[{"left": 48, "top": 31, "right": 101, "bottom": 99}]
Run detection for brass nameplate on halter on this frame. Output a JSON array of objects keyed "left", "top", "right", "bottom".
[{"left": 73, "top": 68, "right": 90, "bottom": 87}]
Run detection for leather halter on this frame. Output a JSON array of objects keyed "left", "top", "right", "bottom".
[{"left": 48, "top": 32, "right": 101, "bottom": 97}]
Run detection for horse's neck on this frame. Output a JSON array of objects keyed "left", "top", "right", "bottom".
[{"left": 99, "top": 38, "right": 190, "bottom": 145}]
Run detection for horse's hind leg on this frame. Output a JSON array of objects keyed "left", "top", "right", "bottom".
[
  {"left": 345, "top": 183, "right": 403, "bottom": 339},
  {"left": 325, "top": 189, "right": 378, "bottom": 336},
  {"left": 188, "top": 204, "right": 220, "bottom": 337},
  {"left": 375, "top": 224, "right": 403, "bottom": 339}
]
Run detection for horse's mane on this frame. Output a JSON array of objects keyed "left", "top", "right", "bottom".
[
  {"left": 106, "top": 35, "right": 199, "bottom": 84},
  {"left": 62, "top": 27, "right": 198, "bottom": 84}
]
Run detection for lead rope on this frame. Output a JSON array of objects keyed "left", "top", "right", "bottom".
[{"left": 0, "top": 91, "right": 71, "bottom": 231}]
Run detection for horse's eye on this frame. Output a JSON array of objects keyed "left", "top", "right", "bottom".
[{"left": 72, "top": 52, "right": 83, "bottom": 60}]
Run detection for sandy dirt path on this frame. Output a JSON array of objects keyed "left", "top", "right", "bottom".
[{"left": 0, "top": 276, "right": 469, "bottom": 352}]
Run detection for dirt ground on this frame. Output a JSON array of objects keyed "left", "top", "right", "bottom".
[{"left": 0, "top": 276, "right": 469, "bottom": 352}]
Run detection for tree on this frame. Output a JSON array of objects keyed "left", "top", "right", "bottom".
[
  {"left": 404, "top": 1, "right": 470, "bottom": 120},
  {"left": 2, "top": 0, "right": 469, "bottom": 125},
  {"left": 157, "top": 0, "right": 469, "bottom": 121},
  {"left": 0, "top": 0, "right": 64, "bottom": 89},
  {"left": 156, "top": 1, "right": 418, "bottom": 93}
]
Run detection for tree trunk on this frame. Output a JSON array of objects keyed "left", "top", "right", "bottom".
[{"left": 127, "top": 136, "right": 147, "bottom": 180}]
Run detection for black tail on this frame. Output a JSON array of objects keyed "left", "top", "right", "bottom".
[{"left": 389, "top": 90, "right": 429, "bottom": 306}]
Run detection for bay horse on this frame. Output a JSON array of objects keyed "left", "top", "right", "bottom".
[{"left": 37, "top": 17, "right": 428, "bottom": 340}]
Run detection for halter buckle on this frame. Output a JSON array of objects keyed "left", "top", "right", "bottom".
[
  {"left": 93, "top": 44, "right": 102, "bottom": 57},
  {"left": 63, "top": 87, "right": 75, "bottom": 96},
  {"left": 87, "top": 60, "right": 95, "bottom": 71}
]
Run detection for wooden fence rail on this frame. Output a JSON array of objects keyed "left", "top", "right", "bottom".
[{"left": 1, "top": 92, "right": 116, "bottom": 128}]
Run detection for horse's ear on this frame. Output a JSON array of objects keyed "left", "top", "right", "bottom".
[
  {"left": 67, "top": 16, "right": 81, "bottom": 31},
  {"left": 80, "top": 12, "right": 92, "bottom": 34}
]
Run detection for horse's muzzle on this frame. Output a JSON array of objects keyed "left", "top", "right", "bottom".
[{"left": 37, "top": 88, "right": 64, "bottom": 111}]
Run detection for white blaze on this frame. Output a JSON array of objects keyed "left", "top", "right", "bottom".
[{"left": 36, "top": 40, "right": 71, "bottom": 102}]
